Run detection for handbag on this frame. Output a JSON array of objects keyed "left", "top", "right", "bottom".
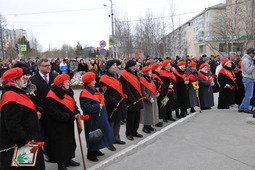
[
  {"left": 88, "top": 113, "right": 103, "bottom": 144},
  {"left": 88, "top": 129, "right": 103, "bottom": 144}
]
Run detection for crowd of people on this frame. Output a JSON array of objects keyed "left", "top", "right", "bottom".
[{"left": 1, "top": 47, "right": 255, "bottom": 170}]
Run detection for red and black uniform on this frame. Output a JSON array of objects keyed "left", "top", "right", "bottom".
[
  {"left": 120, "top": 69, "right": 143, "bottom": 137},
  {"left": 173, "top": 67, "right": 190, "bottom": 117},
  {"left": 45, "top": 85, "right": 79, "bottom": 164},
  {"left": 235, "top": 68, "right": 244, "bottom": 105},
  {"left": 159, "top": 68, "right": 178, "bottom": 121},
  {"left": 0, "top": 86, "right": 45, "bottom": 170},
  {"left": 218, "top": 66, "right": 238, "bottom": 109}
]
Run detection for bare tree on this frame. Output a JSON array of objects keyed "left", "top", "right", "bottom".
[{"left": 0, "top": 14, "right": 7, "bottom": 59}]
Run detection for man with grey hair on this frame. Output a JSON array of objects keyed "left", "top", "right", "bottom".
[{"left": 238, "top": 48, "right": 255, "bottom": 114}]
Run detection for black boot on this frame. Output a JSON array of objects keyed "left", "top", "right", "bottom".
[
  {"left": 175, "top": 110, "right": 181, "bottom": 118},
  {"left": 180, "top": 109, "right": 186, "bottom": 117},
  {"left": 190, "top": 107, "right": 196, "bottom": 113},
  {"left": 87, "top": 150, "right": 98, "bottom": 162},
  {"left": 66, "top": 159, "right": 80, "bottom": 167},
  {"left": 58, "top": 162, "right": 68, "bottom": 170}
]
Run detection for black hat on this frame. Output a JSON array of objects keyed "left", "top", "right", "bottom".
[
  {"left": 12, "top": 62, "right": 30, "bottom": 75},
  {"left": 246, "top": 48, "right": 255, "bottom": 54},
  {"left": 115, "top": 60, "right": 121, "bottom": 66},
  {"left": 125, "top": 60, "right": 137, "bottom": 68},
  {"left": 105, "top": 60, "right": 116, "bottom": 70}
]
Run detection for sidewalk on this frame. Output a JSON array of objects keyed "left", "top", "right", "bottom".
[{"left": 46, "top": 91, "right": 255, "bottom": 170}]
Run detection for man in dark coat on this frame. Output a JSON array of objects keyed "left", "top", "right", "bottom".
[
  {"left": 99, "top": 60, "right": 126, "bottom": 149},
  {"left": 120, "top": 60, "right": 143, "bottom": 141},
  {"left": 173, "top": 61, "right": 190, "bottom": 117},
  {"left": 30, "top": 58, "right": 57, "bottom": 162}
]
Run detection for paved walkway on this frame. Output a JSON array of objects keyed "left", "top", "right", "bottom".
[{"left": 46, "top": 91, "right": 255, "bottom": 170}]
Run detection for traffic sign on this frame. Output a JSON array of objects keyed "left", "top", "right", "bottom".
[
  {"left": 20, "top": 44, "right": 27, "bottom": 51},
  {"left": 99, "top": 48, "right": 107, "bottom": 55},
  {"left": 99, "top": 40, "right": 106, "bottom": 48}
]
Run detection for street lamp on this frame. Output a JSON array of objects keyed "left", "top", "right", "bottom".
[{"left": 104, "top": 0, "right": 115, "bottom": 58}]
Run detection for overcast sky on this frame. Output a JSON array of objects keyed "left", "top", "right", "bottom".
[{"left": 1, "top": 0, "right": 224, "bottom": 51}]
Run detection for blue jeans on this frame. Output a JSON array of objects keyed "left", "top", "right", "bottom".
[{"left": 239, "top": 78, "right": 254, "bottom": 111}]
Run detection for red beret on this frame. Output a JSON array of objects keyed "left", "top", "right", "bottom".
[
  {"left": 199, "top": 63, "right": 210, "bottom": 70},
  {"left": 221, "top": 59, "right": 231, "bottom": 66},
  {"left": 82, "top": 72, "right": 96, "bottom": 83},
  {"left": 188, "top": 62, "right": 197, "bottom": 67},
  {"left": 151, "top": 63, "right": 160, "bottom": 70},
  {"left": 54, "top": 74, "right": 70, "bottom": 86},
  {"left": 141, "top": 66, "right": 152, "bottom": 72},
  {"left": 177, "top": 61, "right": 186, "bottom": 66},
  {"left": 162, "top": 60, "right": 171, "bottom": 68},
  {"left": 1, "top": 68, "right": 23, "bottom": 81}
]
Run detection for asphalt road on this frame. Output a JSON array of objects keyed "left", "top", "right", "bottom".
[{"left": 45, "top": 90, "right": 255, "bottom": 170}]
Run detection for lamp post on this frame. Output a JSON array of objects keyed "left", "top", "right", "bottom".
[{"left": 104, "top": 0, "right": 115, "bottom": 58}]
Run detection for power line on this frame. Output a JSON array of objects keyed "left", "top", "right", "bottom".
[{"left": 2, "top": 7, "right": 106, "bottom": 17}]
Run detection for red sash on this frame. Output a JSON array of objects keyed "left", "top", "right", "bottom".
[
  {"left": 120, "top": 70, "right": 142, "bottom": 96},
  {"left": 151, "top": 74, "right": 163, "bottom": 85},
  {"left": 140, "top": 77, "right": 157, "bottom": 95},
  {"left": 159, "top": 70, "right": 177, "bottom": 82},
  {"left": 46, "top": 90, "right": 75, "bottom": 113},
  {"left": 80, "top": 89, "right": 105, "bottom": 105},
  {"left": 99, "top": 75, "right": 123, "bottom": 96},
  {"left": 0, "top": 91, "right": 36, "bottom": 112},
  {"left": 219, "top": 68, "right": 238, "bottom": 89},
  {"left": 188, "top": 73, "right": 198, "bottom": 82},
  {"left": 198, "top": 72, "right": 212, "bottom": 82},
  {"left": 172, "top": 69, "right": 187, "bottom": 80}
]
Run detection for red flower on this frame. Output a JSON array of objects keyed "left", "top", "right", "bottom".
[
  {"left": 123, "top": 94, "right": 128, "bottom": 99},
  {"left": 80, "top": 115, "right": 90, "bottom": 120},
  {"left": 168, "top": 89, "right": 173, "bottom": 92},
  {"left": 144, "top": 95, "right": 149, "bottom": 99},
  {"left": 37, "top": 142, "right": 45, "bottom": 147},
  {"left": 101, "top": 86, "right": 108, "bottom": 91}
]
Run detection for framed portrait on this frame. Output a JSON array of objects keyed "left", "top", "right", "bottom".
[{"left": 11, "top": 145, "right": 38, "bottom": 167}]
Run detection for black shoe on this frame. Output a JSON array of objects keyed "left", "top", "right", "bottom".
[
  {"left": 190, "top": 108, "right": 196, "bottom": 113},
  {"left": 142, "top": 127, "right": 151, "bottom": 134},
  {"left": 115, "top": 140, "right": 126, "bottom": 145},
  {"left": 133, "top": 133, "right": 143, "bottom": 138},
  {"left": 87, "top": 155, "right": 98, "bottom": 162},
  {"left": 126, "top": 135, "right": 134, "bottom": 141},
  {"left": 95, "top": 150, "right": 105, "bottom": 156},
  {"left": 238, "top": 109, "right": 244, "bottom": 112},
  {"left": 148, "top": 126, "right": 156, "bottom": 131},
  {"left": 66, "top": 160, "right": 80, "bottom": 167},
  {"left": 107, "top": 145, "right": 116, "bottom": 151},
  {"left": 169, "top": 117, "right": 176, "bottom": 121},
  {"left": 58, "top": 163, "right": 68, "bottom": 170},
  {"left": 155, "top": 122, "right": 163, "bottom": 127},
  {"left": 163, "top": 119, "right": 168, "bottom": 122}
]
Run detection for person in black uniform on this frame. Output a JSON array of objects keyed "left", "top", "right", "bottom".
[{"left": 30, "top": 58, "right": 57, "bottom": 162}]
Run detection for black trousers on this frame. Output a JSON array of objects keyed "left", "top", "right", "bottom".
[{"left": 125, "top": 110, "right": 140, "bottom": 136}]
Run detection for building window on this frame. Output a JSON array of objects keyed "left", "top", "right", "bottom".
[
  {"left": 219, "top": 43, "right": 227, "bottom": 52},
  {"left": 199, "top": 45, "right": 206, "bottom": 53},
  {"left": 219, "top": 43, "right": 244, "bottom": 52}
]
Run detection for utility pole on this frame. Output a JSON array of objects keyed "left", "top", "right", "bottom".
[
  {"left": 110, "top": 0, "right": 115, "bottom": 58},
  {"left": 0, "top": 17, "right": 5, "bottom": 59}
]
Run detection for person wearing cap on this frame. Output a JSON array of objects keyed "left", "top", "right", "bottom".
[
  {"left": 235, "top": 61, "right": 244, "bottom": 106},
  {"left": 140, "top": 66, "right": 159, "bottom": 133},
  {"left": 80, "top": 72, "right": 114, "bottom": 162},
  {"left": 99, "top": 60, "right": 126, "bottom": 149},
  {"left": 173, "top": 61, "right": 190, "bottom": 117},
  {"left": 198, "top": 63, "right": 215, "bottom": 110},
  {"left": 151, "top": 63, "right": 164, "bottom": 127},
  {"left": 30, "top": 58, "right": 57, "bottom": 162},
  {"left": 120, "top": 60, "right": 144, "bottom": 141},
  {"left": 45, "top": 74, "right": 80, "bottom": 170},
  {"left": 238, "top": 48, "right": 255, "bottom": 114},
  {"left": 217, "top": 59, "right": 237, "bottom": 109},
  {"left": 186, "top": 62, "right": 199, "bottom": 113},
  {"left": 0, "top": 68, "right": 45, "bottom": 170},
  {"left": 159, "top": 60, "right": 179, "bottom": 121}
]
